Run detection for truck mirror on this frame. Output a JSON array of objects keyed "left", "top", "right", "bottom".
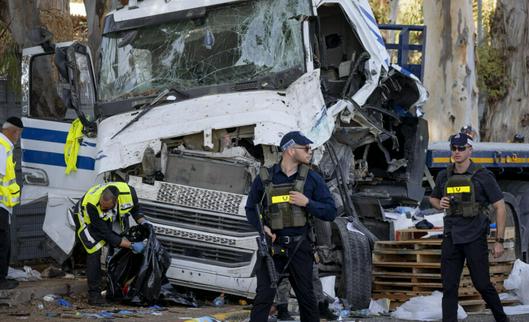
[{"left": 63, "top": 43, "right": 97, "bottom": 129}]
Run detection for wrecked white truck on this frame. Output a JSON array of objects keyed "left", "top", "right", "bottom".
[{"left": 20, "top": 0, "right": 427, "bottom": 308}]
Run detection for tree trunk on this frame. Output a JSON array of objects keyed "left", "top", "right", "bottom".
[
  {"left": 481, "top": 1, "right": 529, "bottom": 142},
  {"left": 3, "top": 0, "right": 40, "bottom": 48},
  {"left": 84, "top": 0, "right": 111, "bottom": 78},
  {"left": 0, "top": 0, "right": 71, "bottom": 118},
  {"left": 422, "top": 0, "right": 479, "bottom": 142}
]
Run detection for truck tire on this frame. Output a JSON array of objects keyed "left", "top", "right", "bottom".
[
  {"left": 333, "top": 217, "right": 372, "bottom": 310},
  {"left": 498, "top": 181, "right": 529, "bottom": 259}
]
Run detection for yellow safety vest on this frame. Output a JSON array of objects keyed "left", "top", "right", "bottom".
[
  {"left": 76, "top": 182, "right": 135, "bottom": 254},
  {"left": 0, "top": 136, "right": 20, "bottom": 208},
  {"left": 64, "top": 118, "right": 84, "bottom": 175}
]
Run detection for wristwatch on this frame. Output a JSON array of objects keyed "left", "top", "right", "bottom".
[{"left": 496, "top": 238, "right": 505, "bottom": 244}]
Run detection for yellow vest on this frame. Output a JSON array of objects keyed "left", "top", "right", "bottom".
[
  {"left": 64, "top": 118, "right": 84, "bottom": 175},
  {"left": 76, "top": 182, "right": 134, "bottom": 254},
  {"left": 0, "top": 136, "right": 20, "bottom": 208}
]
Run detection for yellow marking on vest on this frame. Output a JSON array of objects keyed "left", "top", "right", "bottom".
[
  {"left": 447, "top": 186, "right": 471, "bottom": 194},
  {"left": 272, "top": 195, "right": 291, "bottom": 204},
  {"left": 432, "top": 157, "right": 528, "bottom": 164}
]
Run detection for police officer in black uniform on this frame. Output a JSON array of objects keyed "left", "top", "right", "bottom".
[
  {"left": 245, "top": 131, "right": 337, "bottom": 322},
  {"left": 430, "top": 132, "right": 508, "bottom": 322}
]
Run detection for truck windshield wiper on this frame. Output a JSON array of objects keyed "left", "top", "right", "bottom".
[{"left": 111, "top": 88, "right": 180, "bottom": 139}]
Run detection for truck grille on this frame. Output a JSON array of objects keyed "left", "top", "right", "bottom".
[
  {"left": 157, "top": 182, "right": 243, "bottom": 215},
  {"left": 158, "top": 236, "right": 253, "bottom": 267},
  {"left": 142, "top": 202, "right": 255, "bottom": 235}
]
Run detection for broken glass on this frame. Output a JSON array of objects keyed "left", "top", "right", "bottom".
[{"left": 98, "top": 0, "right": 312, "bottom": 102}]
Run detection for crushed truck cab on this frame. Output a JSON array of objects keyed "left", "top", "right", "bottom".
[{"left": 21, "top": 0, "right": 428, "bottom": 306}]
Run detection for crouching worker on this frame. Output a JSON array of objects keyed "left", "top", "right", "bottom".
[{"left": 71, "top": 182, "right": 148, "bottom": 306}]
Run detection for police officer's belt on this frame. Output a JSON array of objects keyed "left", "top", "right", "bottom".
[{"left": 277, "top": 235, "right": 304, "bottom": 245}]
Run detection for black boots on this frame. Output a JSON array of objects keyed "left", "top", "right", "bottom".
[
  {"left": 276, "top": 303, "right": 293, "bottom": 321},
  {"left": 0, "top": 279, "right": 18, "bottom": 290},
  {"left": 319, "top": 300, "right": 338, "bottom": 320}
]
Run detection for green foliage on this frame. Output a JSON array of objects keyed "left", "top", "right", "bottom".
[
  {"left": 477, "top": 41, "right": 509, "bottom": 104},
  {"left": 0, "top": 23, "right": 21, "bottom": 95},
  {"left": 369, "top": 0, "right": 390, "bottom": 24},
  {"left": 397, "top": 0, "right": 423, "bottom": 26}
]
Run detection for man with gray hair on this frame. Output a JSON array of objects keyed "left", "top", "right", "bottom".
[{"left": 0, "top": 117, "right": 24, "bottom": 290}]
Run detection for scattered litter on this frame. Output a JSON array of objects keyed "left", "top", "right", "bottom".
[
  {"left": 368, "top": 298, "right": 390, "bottom": 315},
  {"left": 37, "top": 302, "right": 44, "bottom": 310},
  {"left": 391, "top": 291, "right": 467, "bottom": 321},
  {"left": 320, "top": 276, "right": 336, "bottom": 299},
  {"left": 63, "top": 273, "right": 75, "bottom": 279},
  {"left": 60, "top": 312, "right": 83, "bottom": 319},
  {"left": 212, "top": 310, "right": 250, "bottom": 321},
  {"left": 54, "top": 308, "right": 168, "bottom": 319},
  {"left": 212, "top": 293, "right": 225, "bottom": 307},
  {"left": 238, "top": 299, "right": 248, "bottom": 305},
  {"left": 504, "top": 305, "right": 529, "bottom": 315},
  {"left": 40, "top": 265, "right": 66, "bottom": 278},
  {"left": 504, "top": 259, "right": 529, "bottom": 304},
  {"left": 7, "top": 266, "right": 41, "bottom": 281},
  {"left": 499, "top": 292, "right": 519, "bottom": 301},
  {"left": 43, "top": 294, "right": 60, "bottom": 302},
  {"left": 184, "top": 316, "right": 219, "bottom": 322},
  {"left": 57, "top": 298, "right": 73, "bottom": 308},
  {"left": 349, "top": 308, "right": 369, "bottom": 318},
  {"left": 339, "top": 308, "right": 351, "bottom": 319}
]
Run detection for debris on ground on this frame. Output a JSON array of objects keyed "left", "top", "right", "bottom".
[
  {"left": 391, "top": 291, "right": 467, "bottom": 321},
  {"left": 7, "top": 266, "right": 41, "bottom": 281},
  {"left": 40, "top": 265, "right": 66, "bottom": 279}
]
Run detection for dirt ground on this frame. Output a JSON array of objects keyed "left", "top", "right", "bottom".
[{"left": 2, "top": 295, "right": 528, "bottom": 322}]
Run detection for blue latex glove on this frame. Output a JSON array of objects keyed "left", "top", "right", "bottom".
[{"left": 131, "top": 242, "right": 145, "bottom": 254}]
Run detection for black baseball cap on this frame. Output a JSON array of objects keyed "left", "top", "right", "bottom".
[
  {"left": 280, "top": 131, "right": 313, "bottom": 151},
  {"left": 450, "top": 132, "right": 473, "bottom": 146},
  {"left": 5, "top": 117, "right": 23, "bottom": 129}
]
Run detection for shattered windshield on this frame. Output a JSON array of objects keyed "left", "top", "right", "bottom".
[{"left": 98, "top": 0, "right": 311, "bottom": 102}]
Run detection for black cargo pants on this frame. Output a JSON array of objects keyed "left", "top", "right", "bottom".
[
  {"left": 0, "top": 208, "right": 11, "bottom": 280},
  {"left": 441, "top": 233, "right": 508, "bottom": 322},
  {"left": 250, "top": 238, "right": 318, "bottom": 322}
]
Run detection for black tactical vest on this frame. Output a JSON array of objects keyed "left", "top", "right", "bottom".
[
  {"left": 444, "top": 163, "right": 492, "bottom": 217},
  {"left": 259, "top": 165, "right": 309, "bottom": 230}
]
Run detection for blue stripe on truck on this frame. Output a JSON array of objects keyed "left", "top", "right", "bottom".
[{"left": 22, "top": 149, "right": 95, "bottom": 170}]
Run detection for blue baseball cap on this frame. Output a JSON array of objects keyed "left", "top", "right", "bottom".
[
  {"left": 450, "top": 132, "right": 473, "bottom": 146},
  {"left": 280, "top": 131, "right": 313, "bottom": 151}
]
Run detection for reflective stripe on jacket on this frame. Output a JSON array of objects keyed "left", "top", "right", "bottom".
[
  {"left": 0, "top": 136, "right": 20, "bottom": 208},
  {"left": 76, "top": 182, "right": 134, "bottom": 254}
]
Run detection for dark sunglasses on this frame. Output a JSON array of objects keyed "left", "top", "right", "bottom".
[
  {"left": 450, "top": 145, "right": 468, "bottom": 152},
  {"left": 293, "top": 146, "right": 311, "bottom": 152}
]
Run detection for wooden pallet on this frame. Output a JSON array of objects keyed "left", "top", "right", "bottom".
[
  {"left": 396, "top": 227, "right": 516, "bottom": 241},
  {"left": 372, "top": 236, "right": 515, "bottom": 312}
]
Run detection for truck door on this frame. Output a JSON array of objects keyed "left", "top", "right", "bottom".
[{"left": 20, "top": 42, "right": 99, "bottom": 261}]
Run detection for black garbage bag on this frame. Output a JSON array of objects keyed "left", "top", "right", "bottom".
[{"left": 106, "top": 224, "right": 196, "bottom": 307}]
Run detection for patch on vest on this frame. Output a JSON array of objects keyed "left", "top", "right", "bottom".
[
  {"left": 271, "top": 195, "right": 290, "bottom": 204},
  {"left": 446, "top": 186, "right": 471, "bottom": 194}
]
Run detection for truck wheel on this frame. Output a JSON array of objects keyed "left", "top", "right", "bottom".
[
  {"left": 333, "top": 217, "right": 372, "bottom": 309},
  {"left": 487, "top": 195, "right": 520, "bottom": 258},
  {"left": 497, "top": 181, "right": 529, "bottom": 259},
  {"left": 313, "top": 217, "right": 332, "bottom": 247}
]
